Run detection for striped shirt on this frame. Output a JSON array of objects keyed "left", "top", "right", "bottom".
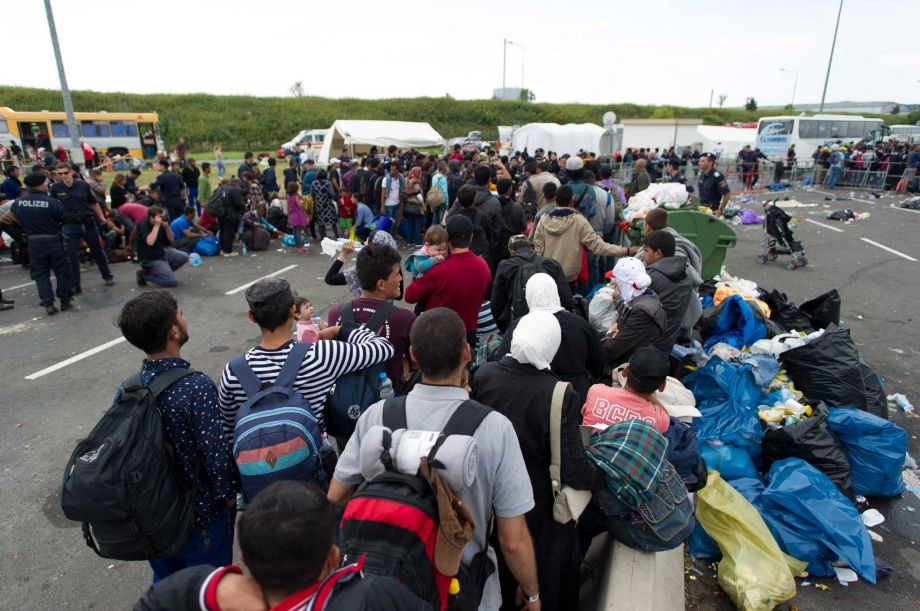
[{"left": 217, "top": 326, "right": 393, "bottom": 439}]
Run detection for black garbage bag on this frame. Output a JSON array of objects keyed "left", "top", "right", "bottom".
[
  {"left": 859, "top": 359, "right": 888, "bottom": 420},
  {"left": 781, "top": 325, "right": 868, "bottom": 410},
  {"left": 799, "top": 289, "right": 841, "bottom": 330},
  {"left": 762, "top": 289, "right": 814, "bottom": 333},
  {"left": 762, "top": 403, "right": 851, "bottom": 495}
]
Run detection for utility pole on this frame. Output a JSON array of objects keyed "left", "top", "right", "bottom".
[
  {"left": 502, "top": 38, "right": 507, "bottom": 98},
  {"left": 43, "top": 0, "right": 82, "bottom": 168},
  {"left": 820, "top": 0, "right": 843, "bottom": 113},
  {"left": 780, "top": 68, "right": 798, "bottom": 110},
  {"left": 709, "top": 89, "right": 714, "bottom": 109}
]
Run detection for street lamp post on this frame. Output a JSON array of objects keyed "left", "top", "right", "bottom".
[
  {"left": 819, "top": 0, "right": 844, "bottom": 113},
  {"left": 43, "top": 0, "right": 82, "bottom": 168},
  {"left": 507, "top": 40, "right": 525, "bottom": 102},
  {"left": 780, "top": 68, "right": 798, "bottom": 110},
  {"left": 502, "top": 37, "right": 507, "bottom": 95}
]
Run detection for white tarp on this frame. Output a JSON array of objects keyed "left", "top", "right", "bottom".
[
  {"left": 695, "top": 126, "right": 757, "bottom": 159},
  {"left": 511, "top": 123, "right": 604, "bottom": 157},
  {"left": 317, "top": 120, "right": 445, "bottom": 166}
]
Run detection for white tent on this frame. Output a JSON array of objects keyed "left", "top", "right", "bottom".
[
  {"left": 317, "top": 120, "right": 445, "bottom": 166},
  {"left": 510, "top": 123, "right": 605, "bottom": 156},
  {"left": 694, "top": 126, "right": 757, "bottom": 159}
]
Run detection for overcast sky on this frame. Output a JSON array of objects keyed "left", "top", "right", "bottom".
[{"left": 7, "top": 0, "right": 918, "bottom": 108}]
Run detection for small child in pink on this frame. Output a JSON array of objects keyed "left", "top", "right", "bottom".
[
  {"left": 581, "top": 345, "right": 671, "bottom": 434},
  {"left": 293, "top": 295, "right": 324, "bottom": 343}
]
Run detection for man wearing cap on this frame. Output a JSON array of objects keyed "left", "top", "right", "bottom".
[
  {"left": 154, "top": 161, "right": 187, "bottom": 221},
  {"left": 581, "top": 345, "right": 672, "bottom": 434},
  {"left": 51, "top": 162, "right": 115, "bottom": 292},
  {"left": 665, "top": 159, "right": 693, "bottom": 192},
  {"left": 11, "top": 172, "right": 73, "bottom": 315},
  {"left": 405, "top": 215, "right": 492, "bottom": 349},
  {"left": 696, "top": 153, "right": 730, "bottom": 214}
]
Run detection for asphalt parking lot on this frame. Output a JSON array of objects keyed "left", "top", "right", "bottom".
[{"left": 1, "top": 187, "right": 918, "bottom": 609}]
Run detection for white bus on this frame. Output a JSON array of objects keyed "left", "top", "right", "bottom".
[{"left": 756, "top": 114, "right": 884, "bottom": 159}]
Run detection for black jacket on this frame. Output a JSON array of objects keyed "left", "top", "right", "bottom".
[
  {"left": 472, "top": 357, "right": 606, "bottom": 514},
  {"left": 494, "top": 195, "right": 526, "bottom": 267},
  {"left": 647, "top": 256, "right": 693, "bottom": 351},
  {"left": 602, "top": 291, "right": 667, "bottom": 367},
  {"left": 222, "top": 186, "right": 246, "bottom": 222},
  {"left": 491, "top": 250, "right": 574, "bottom": 332},
  {"left": 495, "top": 309, "right": 604, "bottom": 403},
  {"left": 133, "top": 564, "right": 432, "bottom": 611}
]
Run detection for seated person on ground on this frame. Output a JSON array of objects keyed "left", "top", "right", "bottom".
[
  {"left": 169, "top": 206, "right": 213, "bottom": 253},
  {"left": 134, "top": 205, "right": 189, "bottom": 288}
]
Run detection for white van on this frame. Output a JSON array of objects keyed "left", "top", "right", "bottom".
[{"left": 281, "top": 129, "right": 327, "bottom": 159}]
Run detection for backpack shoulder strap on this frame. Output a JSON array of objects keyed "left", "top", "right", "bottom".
[
  {"left": 228, "top": 353, "right": 263, "bottom": 398},
  {"left": 441, "top": 399, "right": 492, "bottom": 437},
  {"left": 548, "top": 381, "right": 571, "bottom": 488},
  {"left": 339, "top": 301, "right": 355, "bottom": 325},
  {"left": 381, "top": 395, "right": 409, "bottom": 431},
  {"left": 364, "top": 302, "right": 396, "bottom": 332},
  {"left": 124, "top": 372, "right": 144, "bottom": 392},
  {"left": 274, "top": 341, "right": 311, "bottom": 389},
  {"left": 146, "top": 367, "right": 197, "bottom": 397}
]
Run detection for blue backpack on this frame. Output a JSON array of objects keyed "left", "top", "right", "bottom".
[
  {"left": 325, "top": 302, "right": 396, "bottom": 442},
  {"left": 229, "top": 342, "right": 324, "bottom": 501}
]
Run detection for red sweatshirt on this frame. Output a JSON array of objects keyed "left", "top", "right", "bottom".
[{"left": 404, "top": 250, "right": 491, "bottom": 332}]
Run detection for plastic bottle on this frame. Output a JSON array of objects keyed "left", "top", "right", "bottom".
[
  {"left": 379, "top": 372, "right": 395, "bottom": 399},
  {"left": 241, "top": 243, "right": 248, "bottom": 256},
  {"left": 887, "top": 393, "right": 914, "bottom": 414},
  {"left": 188, "top": 253, "right": 202, "bottom": 267}
]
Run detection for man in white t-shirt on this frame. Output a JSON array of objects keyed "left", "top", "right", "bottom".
[
  {"left": 380, "top": 161, "right": 404, "bottom": 227},
  {"left": 712, "top": 142, "right": 724, "bottom": 159},
  {"left": 329, "top": 308, "right": 541, "bottom": 611}
]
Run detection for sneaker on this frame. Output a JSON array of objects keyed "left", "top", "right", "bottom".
[
  {"left": 0, "top": 297, "right": 14, "bottom": 305},
  {"left": 221, "top": 251, "right": 239, "bottom": 257},
  {"left": 60, "top": 301, "right": 73, "bottom": 312},
  {"left": 0, "top": 303, "right": 13, "bottom": 312},
  {"left": 45, "top": 305, "right": 59, "bottom": 316},
  {"left": 136, "top": 270, "right": 147, "bottom": 286},
  {"left": 104, "top": 278, "right": 115, "bottom": 286}
]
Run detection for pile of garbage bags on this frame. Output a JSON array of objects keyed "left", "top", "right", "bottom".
[
  {"left": 679, "top": 278, "right": 910, "bottom": 609},
  {"left": 625, "top": 183, "right": 690, "bottom": 221}
]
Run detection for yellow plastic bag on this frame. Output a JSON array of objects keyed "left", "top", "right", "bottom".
[{"left": 696, "top": 472, "right": 806, "bottom": 611}]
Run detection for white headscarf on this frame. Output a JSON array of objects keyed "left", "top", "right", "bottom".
[
  {"left": 510, "top": 311, "right": 561, "bottom": 371},
  {"left": 613, "top": 257, "right": 652, "bottom": 304},
  {"left": 525, "top": 273, "right": 564, "bottom": 314}
]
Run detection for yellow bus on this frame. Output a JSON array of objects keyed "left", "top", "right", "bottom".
[{"left": 0, "top": 107, "right": 164, "bottom": 160}]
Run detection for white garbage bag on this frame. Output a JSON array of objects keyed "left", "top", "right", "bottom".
[{"left": 588, "top": 287, "right": 619, "bottom": 334}]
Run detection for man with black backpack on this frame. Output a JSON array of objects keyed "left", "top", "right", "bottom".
[
  {"left": 135, "top": 481, "right": 430, "bottom": 611},
  {"left": 328, "top": 308, "right": 541, "bottom": 611},
  {"left": 491, "top": 235, "right": 573, "bottom": 333},
  {"left": 61, "top": 291, "right": 239, "bottom": 582}
]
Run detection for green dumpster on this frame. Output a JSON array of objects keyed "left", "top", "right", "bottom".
[{"left": 666, "top": 210, "right": 738, "bottom": 280}]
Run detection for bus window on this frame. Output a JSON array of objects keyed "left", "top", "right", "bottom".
[
  {"left": 51, "top": 121, "right": 70, "bottom": 138},
  {"left": 816, "top": 121, "right": 829, "bottom": 139},
  {"left": 799, "top": 119, "right": 816, "bottom": 138},
  {"left": 758, "top": 120, "right": 792, "bottom": 134},
  {"left": 0, "top": 118, "right": 8, "bottom": 133},
  {"left": 110, "top": 120, "right": 138, "bottom": 137},
  {"left": 81, "top": 121, "right": 111, "bottom": 137},
  {"left": 848, "top": 122, "right": 866, "bottom": 138},
  {"left": 17, "top": 121, "right": 50, "bottom": 152}
]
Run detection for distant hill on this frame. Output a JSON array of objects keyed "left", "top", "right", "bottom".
[{"left": 1, "top": 86, "right": 913, "bottom": 151}]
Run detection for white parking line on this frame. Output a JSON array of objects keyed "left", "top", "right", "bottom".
[
  {"left": 225, "top": 264, "right": 299, "bottom": 295},
  {"left": 804, "top": 218, "right": 845, "bottom": 233},
  {"left": 860, "top": 238, "right": 918, "bottom": 262},
  {"left": 25, "top": 337, "right": 127, "bottom": 380},
  {"left": 892, "top": 205, "right": 920, "bottom": 215},
  {"left": 4, "top": 281, "right": 34, "bottom": 291}
]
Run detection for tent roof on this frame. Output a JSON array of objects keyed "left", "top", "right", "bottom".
[
  {"left": 318, "top": 120, "right": 444, "bottom": 165},
  {"left": 695, "top": 125, "right": 757, "bottom": 145}
]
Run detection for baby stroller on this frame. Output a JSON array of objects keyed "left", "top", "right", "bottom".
[{"left": 756, "top": 199, "right": 807, "bottom": 269}]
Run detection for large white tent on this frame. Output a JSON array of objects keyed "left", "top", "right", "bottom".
[
  {"left": 695, "top": 125, "right": 757, "bottom": 159},
  {"left": 317, "top": 120, "right": 445, "bottom": 166},
  {"left": 510, "top": 123, "right": 605, "bottom": 156}
]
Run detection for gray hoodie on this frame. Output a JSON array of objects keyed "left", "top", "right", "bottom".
[{"left": 647, "top": 255, "right": 693, "bottom": 351}]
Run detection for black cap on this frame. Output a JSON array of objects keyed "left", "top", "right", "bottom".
[
  {"left": 700, "top": 152, "right": 717, "bottom": 161},
  {"left": 24, "top": 173, "right": 47, "bottom": 188},
  {"left": 625, "top": 345, "right": 670, "bottom": 393},
  {"left": 446, "top": 214, "right": 473, "bottom": 239},
  {"left": 245, "top": 278, "right": 294, "bottom": 309},
  {"left": 667, "top": 158, "right": 681, "bottom": 169}
]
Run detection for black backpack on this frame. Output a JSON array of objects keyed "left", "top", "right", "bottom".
[
  {"left": 447, "top": 173, "right": 465, "bottom": 205},
  {"left": 339, "top": 396, "right": 494, "bottom": 611},
  {"left": 521, "top": 178, "right": 538, "bottom": 213},
  {"left": 510, "top": 255, "right": 546, "bottom": 322},
  {"left": 60, "top": 368, "right": 198, "bottom": 560},
  {"left": 204, "top": 185, "right": 229, "bottom": 218},
  {"left": 461, "top": 208, "right": 492, "bottom": 267},
  {"left": 325, "top": 302, "right": 397, "bottom": 442},
  {"left": 364, "top": 173, "right": 384, "bottom": 209}
]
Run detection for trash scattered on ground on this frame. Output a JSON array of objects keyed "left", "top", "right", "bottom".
[
  {"left": 826, "top": 209, "right": 870, "bottom": 221},
  {"left": 900, "top": 196, "right": 920, "bottom": 210},
  {"left": 834, "top": 567, "right": 858, "bottom": 585},
  {"left": 867, "top": 530, "right": 884, "bottom": 543},
  {"left": 887, "top": 393, "right": 914, "bottom": 414},
  {"left": 860, "top": 508, "right": 885, "bottom": 528}
]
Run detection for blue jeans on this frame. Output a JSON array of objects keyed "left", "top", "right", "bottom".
[
  {"left": 430, "top": 205, "right": 445, "bottom": 226},
  {"left": 149, "top": 506, "right": 235, "bottom": 583},
  {"left": 63, "top": 220, "right": 113, "bottom": 289},
  {"left": 385, "top": 205, "right": 400, "bottom": 236},
  {"left": 827, "top": 166, "right": 842, "bottom": 188},
  {"left": 187, "top": 187, "right": 199, "bottom": 215},
  {"left": 403, "top": 214, "right": 422, "bottom": 244},
  {"left": 217, "top": 161, "right": 226, "bottom": 178}
]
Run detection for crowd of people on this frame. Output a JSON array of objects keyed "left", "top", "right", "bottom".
[
  {"left": 2, "top": 138, "right": 720, "bottom": 611},
  {"left": 809, "top": 139, "right": 920, "bottom": 190}
]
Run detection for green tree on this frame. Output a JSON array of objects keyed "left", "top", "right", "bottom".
[
  {"left": 745, "top": 97, "right": 758, "bottom": 111},
  {"left": 718, "top": 94, "right": 728, "bottom": 108},
  {"left": 891, "top": 104, "right": 900, "bottom": 115}
]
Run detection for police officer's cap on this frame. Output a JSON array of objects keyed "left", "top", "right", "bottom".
[
  {"left": 24, "top": 173, "right": 47, "bottom": 188},
  {"left": 700, "top": 152, "right": 717, "bottom": 161}
]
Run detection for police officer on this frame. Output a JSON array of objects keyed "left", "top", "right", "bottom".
[
  {"left": 50, "top": 162, "right": 115, "bottom": 293},
  {"left": 666, "top": 159, "right": 694, "bottom": 193},
  {"left": 697, "top": 152, "right": 731, "bottom": 214},
  {"left": 11, "top": 173, "right": 74, "bottom": 315},
  {"left": 153, "top": 161, "right": 187, "bottom": 221}
]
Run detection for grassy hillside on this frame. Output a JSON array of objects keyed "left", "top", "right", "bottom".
[{"left": 2, "top": 86, "right": 916, "bottom": 152}]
